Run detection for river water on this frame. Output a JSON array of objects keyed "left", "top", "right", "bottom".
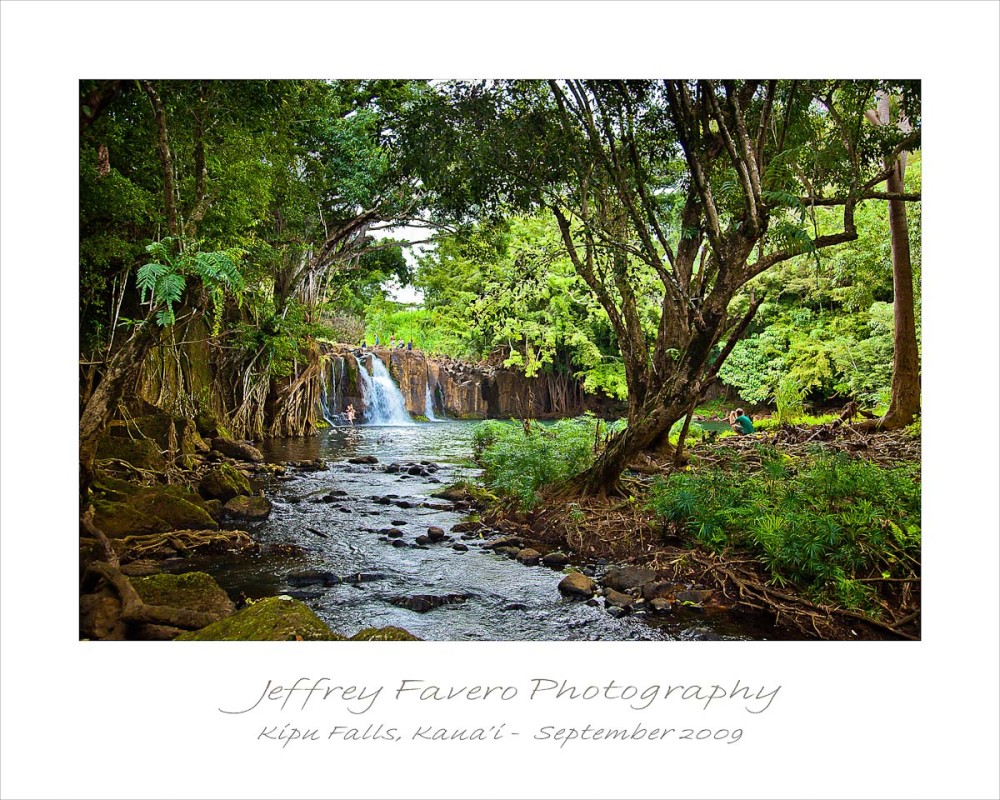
[{"left": 203, "top": 421, "right": 768, "bottom": 641}]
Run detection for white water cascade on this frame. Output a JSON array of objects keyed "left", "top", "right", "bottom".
[
  {"left": 424, "top": 382, "right": 439, "bottom": 421},
  {"left": 320, "top": 355, "right": 346, "bottom": 424},
  {"left": 355, "top": 353, "right": 413, "bottom": 425}
]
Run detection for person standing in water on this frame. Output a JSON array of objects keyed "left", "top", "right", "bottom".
[{"left": 345, "top": 404, "right": 356, "bottom": 425}]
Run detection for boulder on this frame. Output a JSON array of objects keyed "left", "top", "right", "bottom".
[
  {"left": 542, "top": 551, "right": 570, "bottom": 568},
  {"left": 199, "top": 463, "right": 252, "bottom": 502},
  {"left": 223, "top": 495, "right": 272, "bottom": 520},
  {"left": 350, "top": 626, "right": 422, "bottom": 641},
  {"left": 641, "top": 580, "right": 679, "bottom": 601},
  {"left": 675, "top": 589, "right": 714, "bottom": 606},
  {"left": 96, "top": 435, "right": 164, "bottom": 471},
  {"left": 176, "top": 596, "right": 344, "bottom": 641},
  {"left": 450, "top": 521, "right": 482, "bottom": 533},
  {"left": 452, "top": 543, "right": 469, "bottom": 552},
  {"left": 649, "top": 598, "right": 673, "bottom": 614},
  {"left": 390, "top": 594, "right": 468, "bottom": 613},
  {"left": 91, "top": 498, "right": 170, "bottom": 538},
  {"left": 494, "top": 546, "right": 522, "bottom": 558},
  {"left": 348, "top": 455, "right": 379, "bottom": 465},
  {"left": 381, "top": 528, "right": 405, "bottom": 539},
  {"left": 131, "top": 571, "right": 235, "bottom": 622},
  {"left": 133, "top": 489, "right": 219, "bottom": 531},
  {"left": 516, "top": 548, "right": 541, "bottom": 566},
  {"left": 558, "top": 572, "right": 598, "bottom": 598},
  {"left": 604, "top": 566, "right": 658, "bottom": 592},
  {"left": 210, "top": 437, "right": 264, "bottom": 463},
  {"left": 426, "top": 526, "right": 446, "bottom": 542},
  {"left": 604, "top": 588, "right": 634, "bottom": 609}
]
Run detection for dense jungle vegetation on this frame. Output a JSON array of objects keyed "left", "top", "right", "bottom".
[{"left": 79, "top": 79, "right": 921, "bottom": 640}]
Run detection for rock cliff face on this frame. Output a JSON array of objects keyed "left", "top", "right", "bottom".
[{"left": 321, "top": 345, "right": 623, "bottom": 421}]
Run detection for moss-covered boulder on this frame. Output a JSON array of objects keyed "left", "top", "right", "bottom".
[
  {"left": 223, "top": 495, "right": 272, "bottom": 520},
  {"left": 176, "top": 596, "right": 343, "bottom": 641},
  {"left": 133, "top": 489, "right": 219, "bottom": 531},
  {"left": 199, "top": 463, "right": 252, "bottom": 502},
  {"left": 96, "top": 436, "right": 165, "bottom": 471},
  {"left": 92, "top": 498, "right": 171, "bottom": 538},
  {"left": 350, "top": 626, "right": 422, "bottom": 641},
  {"left": 211, "top": 437, "right": 265, "bottom": 463},
  {"left": 131, "top": 571, "right": 235, "bottom": 621}
]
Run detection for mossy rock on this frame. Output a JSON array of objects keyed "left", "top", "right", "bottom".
[
  {"left": 96, "top": 436, "right": 164, "bottom": 471},
  {"left": 176, "top": 596, "right": 343, "bottom": 641},
  {"left": 199, "top": 463, "right": 252, "bottom": 502},
  {"left": 223, "top": 495, "right": 272, "bottom": 520},
  {"left": 350, "top": 626, "right": 422, "bottom": 641},
  {"left": 93, "top": 475, "right": 143, "bottom": 502},
  {"left": 430, "top": 482, "right": 496, "bottom": 507},
  {"left": 92, "top": 498, "right": 171, "bottom": 538},
  {"left": 133, "top": 489, "right": 219, "bottom": 531},
  {"left": 131, "top": 571, "right": 235, "bottom": 621}
]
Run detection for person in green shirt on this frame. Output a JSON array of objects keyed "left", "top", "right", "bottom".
[{"left": 730, "top": 408, "right": 754, "bottom": 435}]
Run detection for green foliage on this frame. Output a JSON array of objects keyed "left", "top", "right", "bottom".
[
  {"left": 473, "top": 415, "right": 622, "bottom": 508},
  {"left": 774, "top": 375, "right": 806, "bottom": 423},
  {"left": 649, "top": 448, "right": 920, "bottom": 613},
  {"left": 136, "top": 239, "right": 243, "bottom": 327},
  {"left": 719, "top": 154, "right": 920, "bottom": 410}
]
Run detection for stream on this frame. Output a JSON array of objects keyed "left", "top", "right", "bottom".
[{"left": 187, "top": 421, "right": 777, "bottom": 641}]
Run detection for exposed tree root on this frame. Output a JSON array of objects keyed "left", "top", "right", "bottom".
[{"left": 80, "top": 507, "right": 230, "bottom": 632}]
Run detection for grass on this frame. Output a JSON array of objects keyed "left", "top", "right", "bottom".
[
  {"left": 473, "top": 415, "right": 623, "bottom": 509},
  {"left": 648, "top": 446, "right": 921, "bottom": 614}
]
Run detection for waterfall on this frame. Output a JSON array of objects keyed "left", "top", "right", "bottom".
[
  {"left": 319, "top": 355, "right": 346, "bottom": 424},
  {"left": 424, "top": 382, "right": 438, "bottom": 421},
  {"left": 355, "top": 353, "right": 413, "bottom": 425}
]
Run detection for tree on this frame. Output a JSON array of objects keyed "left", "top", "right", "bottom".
[
  {"left": 407, "top": 80, "right": 921, "bottom": 495},
  {"left": 863, "top": 90, "right": 921, "bottom": 428}
]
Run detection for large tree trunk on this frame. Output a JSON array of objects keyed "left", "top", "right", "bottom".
[
  {"left": 879, "top": 153, "right": 920, "bottom": 428},
  {"left": 565, "top": 396, "right": 686, "bottom": 497},
  {"left": 79, "top": 322, "right": 160, "bottom": 498},
  {"left": 863, "top": 93, "right": 920, "bottom": 430}
]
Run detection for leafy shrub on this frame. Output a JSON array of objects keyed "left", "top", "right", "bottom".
[
  {"left": 474, "top": 415, "right": 621, "bottom": 508},
  {"left": 648, "top": 447, "right": 920, "bottom": 613},
  {"left": 774, "top": 374, "right": 806, "bottom": 423}
]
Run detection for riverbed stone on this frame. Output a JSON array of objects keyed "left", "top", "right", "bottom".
[
  {"left": 390, "top": 594, "right": 468, "bottom": 613},
  {"left": 494, "top": 546, "right": 521, "bottom": 558},
  {"left": 542, "top": 551, "right": 570, "bottom": 568},
  {"left": 199, "top": 463, "right": 252, "bottom": 502},
  {"left": 604, "top": 588, "right": 634, "bottom": 609},
  {"left": 382, "top": 528, "right": 405, "bottom": 538},
  {"left": 450, "top": 521, "right": 482, "bottom": 533},
  {"left": 407, "top": 465, "right": 424, "bottom": 475},
  {"left": 604, "top": 566, "right": 658, "bottom": 592},
  {"left": 223, "top": 495, "right": 272, "bottom": 520},
  {"left": 427, "top": 526, "right": 446, "bottom": 542},
  {"left": 558, "top": 572, "right": 598, "bottom": 598},
  {"left": 177, "top": 596, "right": 343, "bottom": 641},
  {"left": 649, "top": 598, "right": 673, "bottom": 614},
  {"left": 211, "top": 437, "right": 264, "bottom": 463},
  {"left": 96, "top": 435, "right": 165, "bottom": 471},
  {"left": 675, "top": 589, "right": 714, "bottom": 606},
  {"left": 452, "top": 543, "right": 469, "bottom": 552},
  {"left": 516, "top": 548, "right": 541, "bottom": 566},
  {"left": 391, "top": 539, "right": 408, "bottom": 548},
  {"left": 414, "top": 535, "right": 431, "bottom": 545},
  {"left": 641, "top": 580, "right": 679, "bottom": 601},
  {"left": 348, "top": 455, "right": 379, "bottom": 465}
]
